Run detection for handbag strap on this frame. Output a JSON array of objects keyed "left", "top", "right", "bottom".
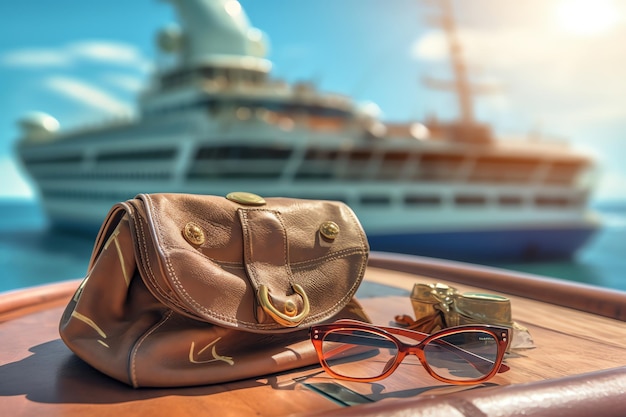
[{"left": 238, "top": 208, "right": 310, "bottom": 327}]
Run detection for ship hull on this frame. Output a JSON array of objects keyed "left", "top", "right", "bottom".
[
  {"left": 368, "top": 224, "right": 597, "bottom": 261},
  {"left": 43, "top": 197, "right": 598, "bottom": 261}
]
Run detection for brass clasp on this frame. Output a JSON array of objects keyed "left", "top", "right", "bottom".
[{"left": 258, "top": 284, "right": 310, "bottom": 327}]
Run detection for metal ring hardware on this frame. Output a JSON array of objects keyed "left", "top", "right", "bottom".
[{"left": 258, "top": 283, "right": 310, "bottom": 327}]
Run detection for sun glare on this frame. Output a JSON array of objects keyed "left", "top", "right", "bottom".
[{"left": 556, "top": 0, "right": 620, "bottom": 36}]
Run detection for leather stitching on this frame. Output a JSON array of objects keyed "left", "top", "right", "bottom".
[
  {"left": 141, "top": 197, "right": 368, "bottom": 330},
  {"left": 239, "top": 208, "right": 293, "bottom": 289},
  {"left": 137, "top": 196, "right": 193, "bottom": 315},
  {"left": 289, "top": 247, "right": 367, "bottom": 269},
  {"left": 129, "top": 310, "right": 173, "bottom": 388},
  {"left": 239, "top": 209, "right": 258, "bottom": 287}
]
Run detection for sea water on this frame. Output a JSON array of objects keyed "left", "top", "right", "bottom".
[{"left": 1, "top": 199, "right": 625, "bottom": 293}]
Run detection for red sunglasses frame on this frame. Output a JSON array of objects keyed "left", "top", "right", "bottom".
[{"left": 310, "top": 319, "right": 510, "bottom": 385}]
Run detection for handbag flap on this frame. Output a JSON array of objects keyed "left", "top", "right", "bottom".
[{"left": 123, "top": 193, "right": 369, "bottom": 332}]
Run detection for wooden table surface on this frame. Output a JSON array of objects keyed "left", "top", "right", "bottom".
[{"left": 1, "top": 253, "right": 625, "bottom": 416}]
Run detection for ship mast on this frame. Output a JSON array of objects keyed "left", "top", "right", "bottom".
[
  {"left": 424, "top": 0, "right": 494, "bottom": 140},
  {"left": 440, "top": 0, "right": 474, "bottom": 126}
]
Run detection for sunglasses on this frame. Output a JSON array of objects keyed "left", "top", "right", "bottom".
[{"left": 310, "top": 319, "right": 510, "bottom": 385}]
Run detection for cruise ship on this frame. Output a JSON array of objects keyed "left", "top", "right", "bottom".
[{"left": 15, "top": 0, "right": 598, "bottom": 261}]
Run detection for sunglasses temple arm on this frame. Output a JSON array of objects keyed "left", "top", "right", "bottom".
[{"left": 437, "top": 339, "right": 509, "bottom": 373}]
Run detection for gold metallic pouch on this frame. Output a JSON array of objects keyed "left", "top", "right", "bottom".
[
  {"left": 447, "top": 292, "right": 513, "bottom": 327},
  {"left": 399, "top": 282, "right": 534, "bottom": 350}
]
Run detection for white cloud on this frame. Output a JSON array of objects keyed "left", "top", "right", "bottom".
[
  {"left": 44, "top": 76, "right": 133, "bottom": 115},
  {"left": 0, "top": 41, "right": 147, "bottom": 127},
  {"left": 0, "top": 48, "right": 71, "bottom": 67},
  {"left": 1, "top": 40, "right": 151, "bottom": 72},
  {"left": 102, "top": 73, "right": 145, "bottom": 92},
  {"left": 68, "top": 41, "right": 152, "bottom": 72},
  {"left": 411, "top": 26, "right": 626, "bottom": 129},
  {"left": 411, "top": 31, "right": 448, "bottom": 61}
]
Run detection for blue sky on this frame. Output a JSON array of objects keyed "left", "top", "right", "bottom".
[{"left": 1, "top": 0, "right": 625, "bottom": 201}]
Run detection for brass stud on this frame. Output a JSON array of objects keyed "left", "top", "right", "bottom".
[
  {"left": 183, "top": 222, "right": 205, "bottom": 245},
  {"left": 226, "top": 191, "right": 266, "bottom": 206},
  {"left": 284, "top": 300, "right": 297, "bottom": 317},
  {"left": 319, "top": 221, "right": 340, "bottom": 240}
]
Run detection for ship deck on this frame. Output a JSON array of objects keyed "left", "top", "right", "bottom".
[{"left": 1, "top": 252, "right": 625, "bottom": 416}]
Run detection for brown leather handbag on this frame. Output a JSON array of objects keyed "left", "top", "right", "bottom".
[{"left": 59, "top": 193, "right": 370, "bottom": 387}]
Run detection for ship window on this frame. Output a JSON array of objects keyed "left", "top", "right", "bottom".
[
  {"left": 334, "top": 149, "right": 372, "bottom": 180},
  {"left": 293, "top": 171, "right": 333, "bottom": 180},
  {"left": 360, "top": 195, "right": 391, "bottom": 205},
  {"left": 295, "top": 148, "right": 340, "bottom": 180},
  {"left": 97, "top": 149, "right": 176, "bottom": 162},
  {"left": 189, "top": 145, "right": 290, "bottom": 179},
  {"left": 21, "top": 154, "right": 82, "bottom": 165},
  {"left": 382, "top": 152, "right": 410, "bottom": 163},
  {"left": 307, "top": 105, "right": 351, "bottom": 118},
  {"left": 43, "top": 189, "right": 136, "bottom": 202},
  {"left": 404, "top": 195, "right": 441, "bottom": 206},
  {"left": 195, "top": 145, "right": 292, "bottom": 160},
  {"left": 38, "top": 169, "right": 171, "bottom": 182},
  {"left": 187, "top": 168, "right": 282, "bottom": 180},
  {"left": 205, "top": 99, "right": 220, "bottom": 114},
  {"left": 544, "top": 161, "right": 584, "bottom": 185},
  {"left": 213, "top": 171, "right": 282, "bottom": 179},
  {"left": 304, "top": 149, "right": 340, "bottom": 161},
  {"left": 535, "top": 196, "right": 570, "bottom": 207},
  {"left": 249, "top": 72, "right": 264, "bottom": 84},
  {"left": 455, "top": 195, "right": 487, "bottom": 206},
  {"left": 348, "top": 150, "right": 373, "bottom": 161},
  {"left": 289, "top": 195, "right": 348, "bottom": 204},
  {"left": 160, "top": 69, "right": 195, "bottom": 88},
  {"left": 470, "top": 156, "right": 538, "bottom": 183},
  {"left": 377, "top": 151, "right": 411, "bottom": 180},
  {"left": 201, "top": 67, "right": 216, "bottom": 79},
  {"left": 253, "top": 101, "right": 352, "bottom": 119},
  {"left": 194, "top": 98, "right": 352, "bottom": 119},
  {"left": 415, "top": 153, "right": 464, "bottom": 180}
]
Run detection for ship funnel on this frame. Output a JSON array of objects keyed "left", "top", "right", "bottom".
[{"left": 162, "top": 0, "right": 270, "bottom": 71}]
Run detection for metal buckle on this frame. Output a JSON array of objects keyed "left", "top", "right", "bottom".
[{"left": 258, "top": 283, "right": 310, "bottom": 327}]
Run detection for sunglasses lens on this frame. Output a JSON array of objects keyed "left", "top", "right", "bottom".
[
  {"left": 423, "top": 331, "right": 499, "bottom": 382},
  {"left": 321, "top": 328, "right": 398, "bottom": 380}
]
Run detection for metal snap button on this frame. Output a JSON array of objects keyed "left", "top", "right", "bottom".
[
  {"left": 226, "top": 191, "right": 266, "bottom": 206},
  {"left": 319, "top": 221, "right": 340, "bottom": 240},
  {"left": 183, "top": 222, "right": 205, "bottom": 245}
]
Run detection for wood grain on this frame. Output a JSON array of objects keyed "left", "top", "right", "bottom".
[{"left": 1, "top": 253, "right": 625, "bottom": 416}]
